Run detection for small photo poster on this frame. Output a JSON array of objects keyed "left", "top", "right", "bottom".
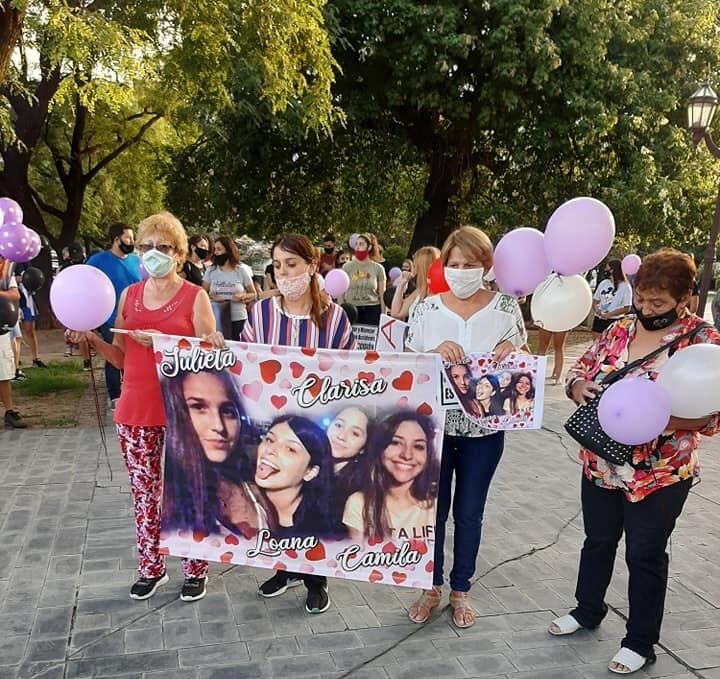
[{"left": 444, "top": 353, "right": 547, "bottom": 430}]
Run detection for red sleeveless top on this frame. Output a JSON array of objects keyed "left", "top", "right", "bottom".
[{"left": 113, "top": 279, "right": 200, "bottom": 427}]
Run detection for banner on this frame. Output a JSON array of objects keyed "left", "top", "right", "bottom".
[
  {"left": 376, "top": 314, "right": 408, "bottom": 352},
  {"left": 444, "top": 353, "right": 547, "bottom": 430},
  {"left": 153, "top": 335, "right": 444, "bottom": 589},
  {"left": 351, "top": 324, "right": 378, "bottom": 350}
]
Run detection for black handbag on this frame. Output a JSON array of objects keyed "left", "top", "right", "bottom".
[{"left": 564, "top": 323, "right": 709, "bottom": 465}]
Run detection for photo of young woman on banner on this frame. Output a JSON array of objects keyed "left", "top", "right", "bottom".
[
  {"left": 443, "top": 353, "right": 547, "bottom": 430},
  {"left": 154, "top": 335, "right": 444, "bottom": 589}
]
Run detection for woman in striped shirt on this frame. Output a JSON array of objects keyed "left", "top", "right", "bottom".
[{"left": 243, "top": 233, "right": 355, "bottom": 614}]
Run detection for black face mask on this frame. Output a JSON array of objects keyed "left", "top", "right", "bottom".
[
  {"left": 194, "top": 247, "right": 209, "bottom": 260},
  {"left": 324, "top": 246, "right": 334, "bottom": 255},
  {"left": 118, "top": 241, "right": 134, "bottom": 255},
  {"left": 213, "top": 253, "right": 228, "bottom": 266},
  {"left": 635, "top": 307, "right": 678, "bottom": 331}
]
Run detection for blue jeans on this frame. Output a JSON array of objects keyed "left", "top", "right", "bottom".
[
  {"left": 433, "top": 433, "right": 504, "bottom": 592},
  {"left": 100, "top": 325, "right": 122, "bottom": 400}
]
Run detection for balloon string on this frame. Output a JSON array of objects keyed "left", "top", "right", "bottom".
[{"left": 86, "top": 342, "right": 113, "bottom": 484}]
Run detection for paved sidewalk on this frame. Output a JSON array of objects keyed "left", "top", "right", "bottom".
[{"left": 1, "top": 376, "right": 719, "bottom": 679}]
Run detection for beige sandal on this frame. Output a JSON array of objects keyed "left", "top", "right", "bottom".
[
  {"left": 408, "top": 586, "right": 441, "bottom": 624},
  {"left": 449, "top": 590, "right": 476, "bottom": 628}
]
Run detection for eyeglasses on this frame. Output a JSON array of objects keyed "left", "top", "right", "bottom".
[{"left": 137, "top": 243, "right": 175, "bottom": 255}]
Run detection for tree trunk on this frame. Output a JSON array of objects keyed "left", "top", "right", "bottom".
[
  {"left": 408, "top": 145, "right": 466, "bottom": 254},
  {"left": 0, "top": 2, "right": 23, "bottom": 87}
]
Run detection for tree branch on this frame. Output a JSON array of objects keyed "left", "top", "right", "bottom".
[
  {"left": 85, "top": 113, "right": 163, "bottom": 183},
  {"left": 29, "top": 186, "right": 65, "bottom": 220}
]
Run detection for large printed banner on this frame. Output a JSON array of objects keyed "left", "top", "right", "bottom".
[
  {"left": 153, "top": 335, "right": 444, "bottom": 589},
  {"left": 444, "top": 353, "right": 547, "bottom": 430}
]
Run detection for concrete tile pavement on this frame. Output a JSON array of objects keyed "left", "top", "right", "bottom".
[{"left": 1, "top": 356, "right": 719, "bottom": 678}]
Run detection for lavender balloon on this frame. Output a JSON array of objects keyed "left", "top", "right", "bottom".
[
  {"left": 0, "top": 223, "right": 33, "bottom": 262},
  {"left": 23, "top": 229, "right": 42, "bottom": 261},
  {"left": 348, "top": 233, "right": 359, "bottom": 249},
  {"left": 621, "top": 254, "right": 641, "bottom": 276},
  {"left": 388, "top": 266, "right": 402, "bottom": 282},
  {"left": 598, "top": 378, "right": 671, "bottom": 446},
  {"left": 493, "top": 227, "right": 550, "bottom": 296},
  {"left": 324, "top": 268, "right": 350, "bottom": 297},
  {"left": 544, "top": 197, "right": 615, "bottom": 276},
  {"left": 0, "top": 198, "right": 23, "bottom": 225},
  {"left": 50, "top": 265, "right": 116, "bottom": 331}
]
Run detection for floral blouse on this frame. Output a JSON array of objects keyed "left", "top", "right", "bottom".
[{"left": 566, "top": 314, "right": 720, "bottom": 502}]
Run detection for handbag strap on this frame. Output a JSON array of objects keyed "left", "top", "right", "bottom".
[{"left": 601, "top": 321, "right": 710, "bottom": 387}]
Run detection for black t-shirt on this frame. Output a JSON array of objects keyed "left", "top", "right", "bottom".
[
  {"left": 692, "top": 280, "right": 699, "bottom": 296},
  {"left": 182, "top": 260, "right": 205, "bottom": 286}
]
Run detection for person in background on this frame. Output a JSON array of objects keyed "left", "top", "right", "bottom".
[
  {"left": 340, "top": 233, "right": 386, "bottom": 326},
  {"left": 712, "top": 287, "right": 720, "bottom": 330},
  {"left": 334, "top": 250, "right": 349, "bottom": 268},
  {"left": 68, "top": 211, "right": 224, "bottom": 603},
  {"left": 689, "top": 279, "right": 699, "bottom": 315},
  {"left": 405, "top": 225, "right": 526, "bottom": 629},
  {"left": 0, "top": 257, "right": 25, "bottom": 428},
  {"left": 592, "top": 259, "right": 632, "bottom": 337},
  {"left": 181, "top": 235, "right": 210, "bottom": 286},
  {"left": 86, "top": 223, "right": 142, "bottom": 407},
  {"left": 203, "top": 236, "right": 256, "bottom": 340},
  {"left": 245, "top": 233, "right": 355, "bottom": 614},
  {"left": 537, "top": 329, "right": 568, "bottom": 386},
  {"left": 550, "top": 249, "right": 720, "bottom": 675},
  {"left": 372, "top": 237, "right": 392, "bottom": 277},
  {"left": 319, "top": 234, "right": 337, "bottom": 276},
  {"left": 15, "top": 269, "right": 46, "bottom": 368},
  {"left": 390, "top": 246, "right": 440, "bottom": 321}
]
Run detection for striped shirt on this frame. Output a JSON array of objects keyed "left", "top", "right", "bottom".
[{"left": 243, "top": 296, "right": 356, "bottom": 350}]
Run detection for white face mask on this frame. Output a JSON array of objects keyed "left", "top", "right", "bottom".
[
  {"left": 444, "top": 266, "right": 485, "bottom": 299},
  {"left": 142, "top": 249, "right": 175, "bottom": 278}
]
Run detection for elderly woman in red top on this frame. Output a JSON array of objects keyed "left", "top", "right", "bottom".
[
  {"left": 548, "top": 249, "right": 720, "bottom": 675},
  {"left": 68, "top": 211, "right": 223, "bottom": 603}
]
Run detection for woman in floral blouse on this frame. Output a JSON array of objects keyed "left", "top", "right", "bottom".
[{"left": 548, "top": 249, "right": 720, "bottom": 675}]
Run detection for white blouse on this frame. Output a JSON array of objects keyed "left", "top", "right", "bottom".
[{"left": 406, "top": 292, "right": 527, "bottom": 437}]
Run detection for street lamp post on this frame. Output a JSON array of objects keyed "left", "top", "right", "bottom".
[{"left": 688, "top": 80, "right": 720, "bottom": 317}]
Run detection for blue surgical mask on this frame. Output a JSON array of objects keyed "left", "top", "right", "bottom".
[{"left": 142, "top": 249, "right": 175, "bottom": 278}]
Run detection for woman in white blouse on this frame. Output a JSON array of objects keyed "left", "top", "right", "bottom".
[
  {"left": 592, "top": 259, "right": 632, "bottom": 337},
  {"left": 405, "top": 226, "right": 526, "bottom": 629}
]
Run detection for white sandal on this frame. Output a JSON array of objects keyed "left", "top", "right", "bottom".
[
  {"left": 548, "top": 614, "right": 582, "bottom": 636},
  {"left": 608, "top": 647, "right": 654, "bottom": 674}
]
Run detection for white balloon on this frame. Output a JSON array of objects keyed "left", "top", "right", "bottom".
[
  {"left": 316, "top": 273, "right": 325, "bottom": 291},
  {"left": 531, "top": 274, "right": 592, "bottom": 332},
  {"left": 656, "top": 343, "right": 720, "bottom": 418}
]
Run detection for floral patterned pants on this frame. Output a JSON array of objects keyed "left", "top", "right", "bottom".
[{"left": 116, "top": 424, "right": 208, "bottom": 580}]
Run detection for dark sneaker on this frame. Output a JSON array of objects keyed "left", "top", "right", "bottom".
[
  {"left": 11, "top": 370, "right": 26, "bottom": 383},
  {"left": 4, "top": 410, "right": 27, "bottom": 429},
  {"left": 82, "top": 359, "right": 92, "bottom": 371},
  {"left": 180, "top": 577, "right": 208, "bottom": 602},
  {"left": 305, "top": 584, "right": 330, "bottom": 614},
  {"left": 129, "top": 571, "right": 169, "bottom": 600},
  {"left": 32, "top": 359, "right": 48, "bottom": 368},
  {"left": 258, "top": 571, "right": 303, "bottom": 598}
]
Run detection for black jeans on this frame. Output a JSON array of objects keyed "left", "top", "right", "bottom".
[
  {"left": 230, "top": 319, "right": 245, "bottom": 341},
  {"left": 355, "top": 304, "right": 381, "bottom": 326},
  {"left": 571, "top": 476, "right": 692, "bottom": 658},
  {"left": 277, "top": 569, "right": 326, "bottom": 591}
]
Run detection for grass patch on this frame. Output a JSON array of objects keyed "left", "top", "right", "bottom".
[
  {"left": 14, "top": 360, "right": 86, "bottom": 398},
  {"left": 44, "top": 417, "right": 79, "bottom": 428}
]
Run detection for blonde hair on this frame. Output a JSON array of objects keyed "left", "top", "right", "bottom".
[
  {"left": 413, "top": 246, "right": 441, "bottom": 299},
  {"left": 137, "top": 211, "right": 188, "bottom": 262},
  {"left": 440, "top": 226, "right": 493, "bottom": 269}
]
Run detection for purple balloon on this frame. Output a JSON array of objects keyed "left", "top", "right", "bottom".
[
  {"left": 621, "top": 254, "right": 641, "bottom": 276},
  {"left": 544, "top": 197, "right": 615, "bottom": 276},
  {"left": 348, "top": 233, "right": 359, "bottom": 249},
  {"left": 324, "top": 268, "right": 349, "bottom": 297},
  {"left": 389, "top": 267, "right": 402, "bottom": 282},
  {"left": 23, "top": 229, "right": 42, "bottom": 261},
  {"left": 598, "top": 378, "right": 671, "bottom": 446},
  {"left": 0, "top": 197, "right": 23, "bottom": 225},
  {"left": 0, "top": 223, "right": 33, "bottom": 262},
  {"left": 493, "top": 227, "right": 550, "bottom": 297},
  {"left": 50, "top": 264, "right": 116, "bottom": 331}
]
